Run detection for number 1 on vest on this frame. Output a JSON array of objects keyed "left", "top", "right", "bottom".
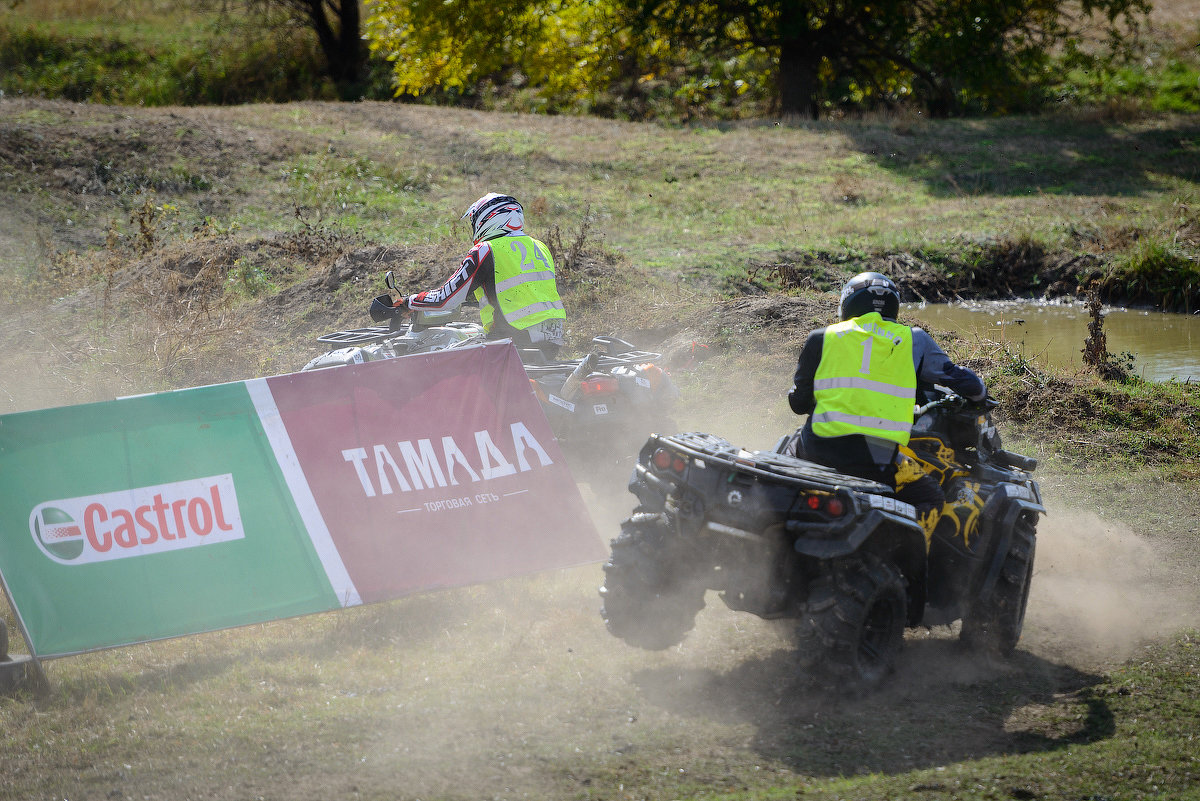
[{"left": 858, "top": 338, "right": 873, "bottom": 373}]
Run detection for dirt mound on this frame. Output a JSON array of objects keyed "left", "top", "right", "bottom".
[
  {"left": 656, "top": 294, "right": 831, "bottom": 366},
  {"left": 736, "top": 240, "right": 1115, "bottom": 306},
  {"left": 0, "top": 98, "right": 310, "bottom": 253},
  {"left": 0, "top": 98, "right": 296, "bottom": 198}
]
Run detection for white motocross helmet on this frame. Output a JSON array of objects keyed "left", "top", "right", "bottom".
[{"left": 461, "top": 193, "right": 524, "bottom": 243}]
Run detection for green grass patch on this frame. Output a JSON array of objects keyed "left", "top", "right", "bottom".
[{"left": 0, "top": 0, "right": 397, "bottom": 105}]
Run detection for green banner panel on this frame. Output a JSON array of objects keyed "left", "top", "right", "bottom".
[{"left": 0, "top": 382, "right": 340, "bottom": 657}]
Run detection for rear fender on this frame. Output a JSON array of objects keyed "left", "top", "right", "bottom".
[
  {"left": 301, "top": 346, "right": 368, "bottom": 371},
  {"left": 790, "top": 508, "right": 925, "bottom": 562},
  {"left": 792, "top": 509, "right": 928, "bottom": 625}
]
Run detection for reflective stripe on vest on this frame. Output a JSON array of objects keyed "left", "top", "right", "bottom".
[
  {"left": 473, "top": 236, "right": 566, "bottom": 332},
  {"left": 811, "top": 312, "right": 916, "bottom": 445}
]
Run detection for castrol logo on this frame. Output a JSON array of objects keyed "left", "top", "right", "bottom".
[{"left": 29, "top": 474, "right": 245, "bottom": 565}]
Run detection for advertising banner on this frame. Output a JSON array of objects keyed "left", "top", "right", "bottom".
[{"left": 0, "top": 342, "right": 604, "bottom": 658}]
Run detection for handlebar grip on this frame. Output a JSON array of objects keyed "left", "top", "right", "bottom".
[{"left": 994, "top": 449, "right": 1037, "bottom": 471}]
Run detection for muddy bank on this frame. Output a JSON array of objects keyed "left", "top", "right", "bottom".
[{"left": 743, "top": 235, "right": 1200, "bottom": 313}]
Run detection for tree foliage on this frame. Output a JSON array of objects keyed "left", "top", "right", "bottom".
[
  {"left": 363, "top": 0, "right": 1154, "bottom": 118},
  {"left": 621, "top": 0, "right": 1153, "bottom": 117},
  {"left": 364, "top": 0, "right": 644, "bottom": 109}
]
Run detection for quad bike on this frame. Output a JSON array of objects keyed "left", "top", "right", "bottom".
[
  {"left": 302, "top": 271, "right": 678, "bottom": 471},
  {"left": 599, "top": 389, "right": 1044, "bottom": 688}
]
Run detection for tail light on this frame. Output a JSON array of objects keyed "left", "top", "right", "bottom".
[
  {"left": 651, "top": 447, "right": 687, "bottom": 474},
  {"left": 805, "top": 493, "right": 846, "bottom": 517},
  {"left": 636, "top": 363, "right": 666, "bottom": 390},
  {"left": 581, "top": 375, "right": 619, "bottom": 395}
]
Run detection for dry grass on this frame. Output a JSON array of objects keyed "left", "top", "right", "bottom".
[{"left": 1148, "top": 0, "right": 1200, "bottom": 32}]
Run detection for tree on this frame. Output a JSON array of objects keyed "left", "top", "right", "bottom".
[
  {"left": 362, "top": 0, "right": 1151, "bottom": 118},
  {"left": 615, "top": 0, "right": 1152, "bottom": 117},
  {"left": 249, "top": 0, "right": 366, "bottom": 95}
]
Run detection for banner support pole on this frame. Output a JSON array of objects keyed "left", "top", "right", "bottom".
[{"left": 0, "top": 573, "right": 50, "bottom": 696}]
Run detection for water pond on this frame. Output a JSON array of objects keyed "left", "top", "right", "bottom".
[{"left": 905, "top": 300, "right": 1200, "bottom": 383}]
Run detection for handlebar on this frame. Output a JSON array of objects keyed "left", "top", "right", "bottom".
[
  {"left": 915, "top": 393, "right": 964, "bottom": 418},
  {"left": 915, "top": 393, "right": 996, "bottom": 418}
]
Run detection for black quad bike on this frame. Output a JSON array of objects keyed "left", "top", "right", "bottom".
[{"left": 599, "top": 390, "right": 1045, "bottom": 688}]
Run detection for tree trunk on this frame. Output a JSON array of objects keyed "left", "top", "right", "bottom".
[
  {"left": 307, "top": 0, "right": 364, "bottom": 95},
  {"left": 777, "top": 37, "right": 822, "bottom": 118}
]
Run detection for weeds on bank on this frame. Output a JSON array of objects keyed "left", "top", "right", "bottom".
[
  {"left": 544, "top": 203, "right": 595, "bottom": 276},
  {"left": 1106, "top": 236, "right": 1200, "bottom": 312},
  {"left": 1081, "top": 292, "right": 1137, "bottom": 381}
]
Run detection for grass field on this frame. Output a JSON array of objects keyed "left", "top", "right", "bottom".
[{"left": 1, "top": 87, "right": 1199, "bottom": 800}]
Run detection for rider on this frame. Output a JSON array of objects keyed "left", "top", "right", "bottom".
[
  {"left": 392, "top": 193, "right": 567, "bottom": 359},
  {"left": 786, "top": 271, "right": 986, "bottom": 544}
]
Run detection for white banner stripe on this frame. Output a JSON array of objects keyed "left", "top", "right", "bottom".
[{"left": 245, "top": 378, "right": 362, "bottom": 608}]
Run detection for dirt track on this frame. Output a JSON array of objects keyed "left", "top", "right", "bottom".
[{"left": 2, "top": 97, "right": 1199, "bottom": 800}]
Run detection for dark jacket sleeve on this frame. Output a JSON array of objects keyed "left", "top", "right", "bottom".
[
  {"left": 788, "top": 329, "right": 825, "bottom": 415},
  {"left": 911, "top": 327, "right": 986, "bottom": 401}
]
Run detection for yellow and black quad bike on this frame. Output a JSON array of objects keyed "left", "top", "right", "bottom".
[{"left": 599, "top": 389, "right": 1044, "bottom": 689}]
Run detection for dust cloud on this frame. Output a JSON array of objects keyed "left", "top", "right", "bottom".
[{"left": 1022, "top": 506, "right": 1199, "bottom": 669}]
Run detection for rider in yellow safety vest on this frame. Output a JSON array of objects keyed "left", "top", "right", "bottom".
[
  {"left": 787, "top": 272, "right": 987, "bottom": 543},
  {"left": 810, "top": 313, "right": 917, "bottom": 445},
  {"left": 394, "top": 193, "right": 566, "bottom": 359}
]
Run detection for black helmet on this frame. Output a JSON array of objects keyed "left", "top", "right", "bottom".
[{"left": 838, "top": 272, "right": 900, "bottom": 321}]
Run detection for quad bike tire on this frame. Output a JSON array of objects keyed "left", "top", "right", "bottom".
[
  {"left": 960, "top": 513, "right": 1037, "bottom": 656},
  {"left": 600, "top": 512, "right": 706, "bottom": 650},
  {"left": 795, "top": 554, "right": 908, "bottom": 689}
]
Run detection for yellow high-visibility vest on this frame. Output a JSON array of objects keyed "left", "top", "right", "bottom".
[
  {"left": 811, "top": 312, "right": 916, "bottom": 445},
  {"left": 474, "top": 236, "right": 565, "bottom": 332}
]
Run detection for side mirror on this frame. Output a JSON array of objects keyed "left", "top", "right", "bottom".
[{"left": 384, "top": 270, "right": 398, "bottom": 292}]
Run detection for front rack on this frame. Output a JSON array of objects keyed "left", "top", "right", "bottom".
[
  {"left": 316, "top": 325, "right": 403, "bottom": 346},
  {"left": 314, "top": 327, "right": 666, "bottom": 372}
]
